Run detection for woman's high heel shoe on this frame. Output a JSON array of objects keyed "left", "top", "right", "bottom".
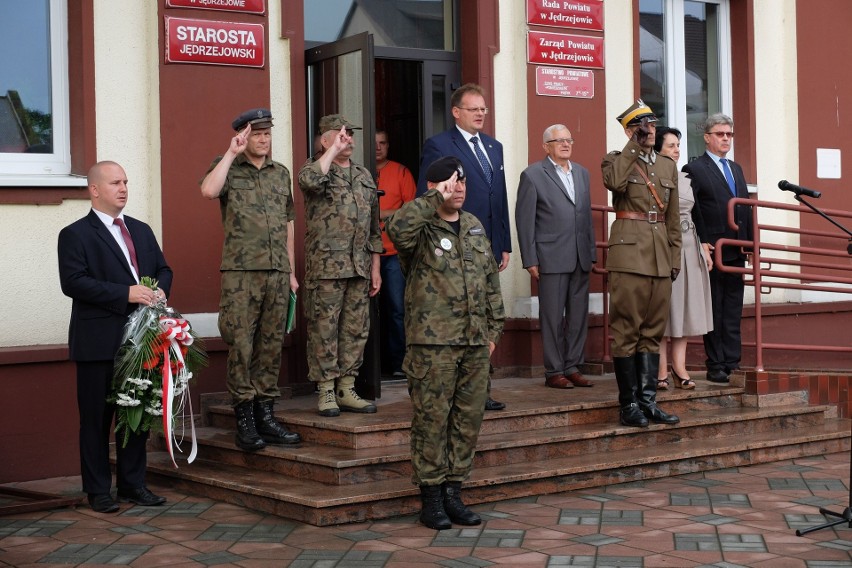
[{"left": 672, "top": 370, "right": 696, "bottom": 390}]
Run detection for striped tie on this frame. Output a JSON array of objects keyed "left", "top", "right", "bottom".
[{"left": 470, "top": 136, "right": 493, "bottom": 185}]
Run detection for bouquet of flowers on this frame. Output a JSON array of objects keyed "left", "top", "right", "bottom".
[{"left": 111, "top": 277, "right": 207, "bottom": 467}]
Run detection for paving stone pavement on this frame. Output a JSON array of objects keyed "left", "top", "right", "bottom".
[{"left": 2, "top": 453, "right": 852, "bottom": 567}]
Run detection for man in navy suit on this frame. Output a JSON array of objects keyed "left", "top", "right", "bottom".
[
  {"left": 682, "top": 114, "right": 752, "bottom": 383},
  {"left": 417, "top": 83, "right": 510, "bottom": 411},
  {"left": 58, "top": 161, "right": 173, "bottom": 513},
  {"left": 515, "top": 124, "right": 596, "bottom": 390}
]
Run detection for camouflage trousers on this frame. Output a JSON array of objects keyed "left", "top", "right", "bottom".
[
  {"left": 405, "top": 344, "right": 490, "bottom": 486},
  {"left": 304, "top": 277, "right": 371, "bottom": 384},
  {"left": 218, "top": 270, "right": 287, "bottom": 405}
]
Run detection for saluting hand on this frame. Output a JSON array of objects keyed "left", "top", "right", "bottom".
[
  {"left": 435, "top": 172, "right": 458, "bottom": 201},
  {"left": 229, "top": 124, "right": 251, "bottom": 155}
]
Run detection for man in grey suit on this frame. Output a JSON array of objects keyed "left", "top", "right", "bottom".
[{"left": 515, "top": 124, "right": 596, "bottom": 389}]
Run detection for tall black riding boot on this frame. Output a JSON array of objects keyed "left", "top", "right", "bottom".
[
  {"left": 613, "top": 355, "right": 648, "bottom": 428},
  {"left": 636, "top": 352, "right": 680, "bottom": 425},
  {"left": 442, "top": 481, "right": 481, "bottom": 525},
  {"left": 254, "top": 398, "right": 301, "bottom": 445},
  {"left": 234, "top": 400, "right": 266, "bottom": 451},
  {"left": 419, "top": 485, "right": 451, "bottom": 530}
]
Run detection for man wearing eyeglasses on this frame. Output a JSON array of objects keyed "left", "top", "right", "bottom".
[
  {"left": 682, "top": 113, "right": 752, "bottom": 384},
  {"left": 515, "top": 124, "right": 596, "bottom": 390},
  {"left": 417, "top": 83, "right": 510, "bottom": 411}
]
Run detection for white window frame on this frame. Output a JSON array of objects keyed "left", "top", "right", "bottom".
[
  {"left": 660, "top": 0, "right": 733, "bottom": 167},
  {"left": 0, "top": 0, "right": 79, "bottom": 186}
]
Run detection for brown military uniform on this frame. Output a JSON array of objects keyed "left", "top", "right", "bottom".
[
  {"left": 387, "top": 189, "right": 505, "bottom": 486},
  {"left": 298, "top": 158, "right": 383, "bottom": 385},
  {"left": 207, "top": 154, "right": 294, "bottom": 404},
  {"left": 602, "top": 139, "right": 682, "bottom": 357}
]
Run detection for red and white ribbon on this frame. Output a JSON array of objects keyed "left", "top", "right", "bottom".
[{"left": 159, "top": 316, "right": 197, "bottom": 468}]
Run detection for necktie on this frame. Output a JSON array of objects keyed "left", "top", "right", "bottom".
[
  {"left": 470, "top": 136, "right": 493, "bottom": 185},
  {"left": 113, "top": 217, "right": 139, "bottom": 275},
  {"left": 720, "top": 158, "right": 737, "bottom": 197}
]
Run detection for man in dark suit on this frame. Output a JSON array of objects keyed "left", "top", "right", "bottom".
[
  {"left": 58, "top": 161, "right": 173, "bottom": 513},
  {"left": 682, "top": 114, "right": 752, "bottom": 383},
  {"left": 515, "top": 124, "right": 596, "bottom": 389},
  {"left": 417, "top": 83, "right": 510, "bottom": 411}
]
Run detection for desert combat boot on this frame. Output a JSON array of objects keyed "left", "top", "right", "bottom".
[{"left": 336, "top": 376, "right": 377, "bottom": 413}]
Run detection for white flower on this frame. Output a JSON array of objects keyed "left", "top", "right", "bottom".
[
  {"left": 116, "top": 393, "right": 141, "bottom": 407},
  {"left": 145, "top": 406, "right": 163, "bottom": 416}
]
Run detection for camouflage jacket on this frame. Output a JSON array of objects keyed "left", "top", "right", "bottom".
[
  {"left": 601, "top": 139, "right": 682, "bottom": 277},
  {"left": 206, "top": 154, "right": 294, "bottom": 272},
  {"left": 386, "top": 190, "right": 505, "bottom": 346},
  {"left": 298, "top": 159, "right": 383, "bottom": 280}
]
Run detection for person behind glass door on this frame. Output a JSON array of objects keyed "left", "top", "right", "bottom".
[{"left": 375, "top": 130, "right": 416, "bottom": 378}]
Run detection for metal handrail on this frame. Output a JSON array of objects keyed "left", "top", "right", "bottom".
[{"left": 590, "top": 197, "right": 852, "bottom": 371}]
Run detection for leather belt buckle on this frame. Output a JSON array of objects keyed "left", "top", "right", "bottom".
[{"left": 648, "top": 211, "right": 658, "bottom": 224}]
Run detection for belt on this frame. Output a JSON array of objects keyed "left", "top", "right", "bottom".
[
  {"left": 615, "top": 211, "right": 665, "bottom": 224},
  {"left": 680, "top": 219, "right": 695, "bottom": 233}
]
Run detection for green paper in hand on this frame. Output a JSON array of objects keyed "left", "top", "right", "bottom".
[{"left": 286, "top": 290, "right": 297, "bottom": 333}]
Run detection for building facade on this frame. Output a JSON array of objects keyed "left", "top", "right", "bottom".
[{"left": 1, "top": 0, "right": 850, "bottom": 482}]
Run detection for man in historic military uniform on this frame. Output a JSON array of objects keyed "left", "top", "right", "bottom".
[
  {"left": 201, "top": 108, "right": 302, "bottom": 451},
  {"left": 387, "top": 157, "right": 505, "bottom": 530},
  {"left": 601, "top": 100, "right": 682, "bottom": 428},
  {"left": 298, "top": 115, "right": 383, "bottom": 417}
]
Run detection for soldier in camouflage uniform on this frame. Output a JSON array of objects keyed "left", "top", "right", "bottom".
[
  {"left": 386, "top": 156, "right": 505, "bottom": 531},
  {"left": 298, "top": 115, "right": 383, "bottom": 417},
  {"left": 200, "top": 108, "right": 301, "bottom": 451},
  {"left": 601, "top": 100, "right": 681, "bottom": 429}
]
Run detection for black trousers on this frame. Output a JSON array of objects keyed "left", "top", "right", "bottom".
[
  {"left": 76, "top": 361, "right": 148, "bottom": 495},
  {"left": 703, "top": 259, "right": 745, "bottom": 373}
]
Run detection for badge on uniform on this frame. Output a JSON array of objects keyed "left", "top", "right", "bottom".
[
  {"left": 440, "top": 238, "right": 452, "bottom": 251},
  {"left": 470, "top": 227, "right": 484, "bottom": 235},
  {"left": 434, "top": 248, "right": 444, "bottom": 257}
]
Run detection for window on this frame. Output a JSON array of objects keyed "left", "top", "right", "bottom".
[
  {"left": 0, "top": 0, "right": 71, "bottom": 179},
  {"left": 639, "top": 0, "right": 733, "bottom": 163},
  {"left": 305, "top": 0, "right": 455, "bottom": 51}
]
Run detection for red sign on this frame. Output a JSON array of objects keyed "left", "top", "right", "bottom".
[
  {"left": 535, "top": 67, "right": 594, "bottom": 98},
  {"left": 527, "top": 0, "right": 604, "bottom": 31},
  {"left": 527, "top": 31, "right": 603, "bottom": 69},
  {"left": 165, "top": 0, "right": 266, "bottom": 15},
  {"left": 165, "top": 17, "right": 265, "bottom": 68}
]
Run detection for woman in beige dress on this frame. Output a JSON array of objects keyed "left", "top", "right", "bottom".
[{"left": 655, "top": 127, "right": 714, "bottom": 389}]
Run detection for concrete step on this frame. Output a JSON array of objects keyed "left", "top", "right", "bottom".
[
  {"left": 146, "top": 417, "right": 851, "bottom": 526},
  {"left": 158, "top": 402, "right": 835, "bottom": 485}
]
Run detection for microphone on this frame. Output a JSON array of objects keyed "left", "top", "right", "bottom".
[{"left": 778, "top": 180, "right": 822, "bottom": 198}]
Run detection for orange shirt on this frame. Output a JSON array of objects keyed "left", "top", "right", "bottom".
[{"left": 377, "top": 160, "right": 416, "bottom": 256}]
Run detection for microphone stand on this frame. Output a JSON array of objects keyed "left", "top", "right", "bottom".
[{"left": 792, "top": 191, "right": 852, "bottom": 536}]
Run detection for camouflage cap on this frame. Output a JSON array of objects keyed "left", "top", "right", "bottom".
[
  {"left": 616, "top": 99, "right": 657, "bottom": 128},
  {"left": 318, "top": 114, "right": 361, "bottom": 134},
  {"left": 425, "top": 156, "right": 465, "bottom": 183},
  {"left": 232, "top": 108, "right": 274, "bottom": 131}
]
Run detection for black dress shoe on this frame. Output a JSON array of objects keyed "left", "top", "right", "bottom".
[
  {"left": 706, "top": 369, "right": 730, "bottom": 383},
  {"left": 88, "top": 493, "right": 119, "bottom": 513},
  {"left": 484, "top": 397, "right": 506, "bottom": 411},
  {"left": 117, "top": 486, "right": 167, "bottom": 506}
]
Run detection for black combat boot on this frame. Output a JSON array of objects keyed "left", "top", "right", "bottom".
[
  {"left": 419, "top": 485, "right": 451, "bottom": 530},
  {"left": 234, "top": 400, "right": 266, "bottom": 451},
  {"left": 442, "top": 481, "right": 481, "bottom": 525},
  {"left": 613, "top": 355, "right": 649, "bottom": 427},
  {"left": 254, "top": 398, "right": 301, "bottom": 445},
  {"left": 636, "top": 352, "right": 680, "bottom": 425}
]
